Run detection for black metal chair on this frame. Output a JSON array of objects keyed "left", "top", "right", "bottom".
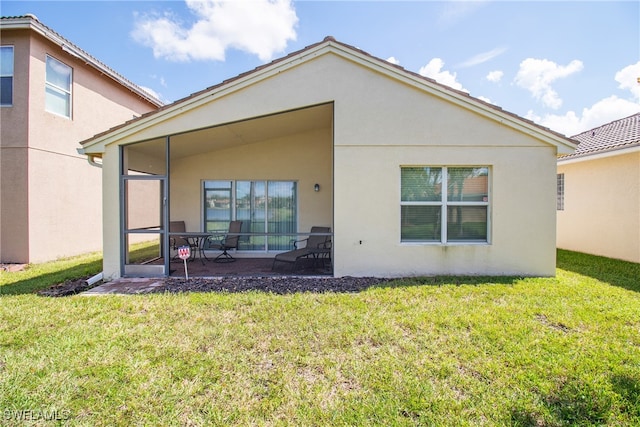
[
  {"left": 204, "top": 220, "right": 243, "bottom": 263},
  {"left": 169, "top": 221, "right": 197, "bottom": 261},
  {"left": 272, "top": 226, "right": 331, "bottom": 271}
]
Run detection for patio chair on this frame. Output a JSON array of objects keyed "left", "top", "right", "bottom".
[
  {"left": 272, "top": 226, "right": 331, "bottom": 271},
  {"left": 204, "top": 220, "right": 243, "bottom": 263},
  {"left": 169, "top": 221, "right": 196, "bottom": 259}
]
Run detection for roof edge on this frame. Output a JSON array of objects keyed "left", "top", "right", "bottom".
[
  {"left": 558, "top": 142, "right": 640, "bottom": 163},
  {"left": 79, "top": 35, "right": 578, "bottom": 153},
  {"left": 322, "top": 38, "right": 578, "bottom": 153},
  {"left": 79, "top": 38, "right": 336, "bottom": 150},
  {"left": 1, "top": 15, "right": 164, "bottom": 107}
]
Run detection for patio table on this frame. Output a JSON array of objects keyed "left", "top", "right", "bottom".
[{"left": 175, "top": 232, "right": 212, "bottom": 264}]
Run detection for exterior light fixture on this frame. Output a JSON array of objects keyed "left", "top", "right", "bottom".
[{"left": 314, "top": 183, "right": 320, "bottom": 192}]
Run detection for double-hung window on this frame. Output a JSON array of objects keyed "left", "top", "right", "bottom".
[
  {"left": 401, "top": 166, "right": 490, "bottom": 243},
  {"left": 0, "top": 46, "right": 14, "bottom": 106},
  {"left": 45, "top": 55, "right": 72, "bottom": 118}
]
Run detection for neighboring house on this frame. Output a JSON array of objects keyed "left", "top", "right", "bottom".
[
  {"left": 557, "top": 113, "right": 640, "bottom": 263},
  {"left": 79, "top": 37, "right": 577, "bottom": 280},
  {"left": 0, "top": 15, "right": 162, "bottom": 264}
]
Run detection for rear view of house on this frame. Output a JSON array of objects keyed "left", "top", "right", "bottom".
[
  {"left": 79, "top": 37, "right": 577, "bottom": 280},
  {"left": 557, "top": 113, "right": 640, "bottom": 263},
  {"left": 0, "top": 15, "right": 162, "bottom": 264}
]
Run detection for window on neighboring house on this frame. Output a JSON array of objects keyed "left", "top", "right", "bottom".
[
  {"left": 401, "top": 166, "right": 490, "bottom": 243},
  {"left": 0, "top": 46, "right": 14, "bottom": 106},
  {"left": 45, "top": 55, "right": 72, "bottom": 118},
  {"left": 557, "top": 173, "right": 564, "bottom": 211},
  {"left": 203, "top": 180, "right": 297, "bottom": 251}
]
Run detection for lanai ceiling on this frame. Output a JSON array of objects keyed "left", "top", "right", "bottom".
[{"left": 126, "top": 103, "right": 333, "bottom": 165}]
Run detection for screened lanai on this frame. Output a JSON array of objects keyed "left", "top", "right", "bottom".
[{"left": 121, "top": 103, "right": 334, "bottom": 277}]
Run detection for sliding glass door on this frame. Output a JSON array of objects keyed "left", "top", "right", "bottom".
[
  {"left": 264, "top": 181, "right": 297, "bottom": 250},
  {"left": 203, "top": 180, "right": 297, "bottom": 251},
  {"left": 235, "top": 181, "right": 265, "bottom": 250},
  {"left": 204, "top": 180, "right": 233, "bottom": 233}
]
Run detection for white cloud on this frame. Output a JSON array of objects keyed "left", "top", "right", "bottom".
[
  {"left": 525, "top": 61, "right": 640, "bottom": 136},
  {"left": 486, "top": 70, "right": 503, "bottom": 83},
  {"left": 514, "top": 58, "right": 584, "bottom": 109},
  {"left": 615, "top": 60, "right": 640, "bottom": 101},
  {"left": 419, "top": 58, "right": 468, "bottom": 92},
  {"left": 527, "top": 96, "right": 640, "bottom": 137},
  {"left": 139, "top": 85, "right": 163, "bottom": 102},
  {"left": 459, "top": 47, "right": 507, "bottom": 68},
  {"left": 386, "top": 56, "right": 400, "bottom": 65},
  {"left": 149, "top": 74, "right": 167, "bottom": 88},
  {"left": 132, "top": 0, "right": 298, "bottom": 62},
  {"left": 477, "top": 96, "right": 495, "bottom": 105},
  {"left": 438, "top": 1, "right": 488, "bottom": 28}
]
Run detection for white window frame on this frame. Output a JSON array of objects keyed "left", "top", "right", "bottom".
[
  {"left": 400, "top": 166, "right": 491, "bottom": 245},
  {"left": 0, "top": 45, "right": 14, "bottom": 107},
  {"left": 45, "top": 55, "right": 72, "bottom": 118}
]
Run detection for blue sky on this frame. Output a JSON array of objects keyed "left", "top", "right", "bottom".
[{"left": 3, "top": 0, "right": 639, "bottom": 136}]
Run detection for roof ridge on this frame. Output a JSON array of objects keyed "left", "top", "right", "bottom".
[
  {"left": 80, "top": 35, "right": 577, "bottom": 150},
  {"left": 559, "top": 112, "right": 640, "bottom": 160},
  {"left": 1, "top": 14, "right": 163, "bottom": 107},
  {"left": 571, "top": 112, "right": 640, "bottom": 138},
  {"left": 155, "top": 35, "right": 571, "bottom": 143}
]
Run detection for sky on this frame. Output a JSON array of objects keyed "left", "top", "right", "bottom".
[{"left": 2, "top": 0, "right": 639, "bottom": 137}]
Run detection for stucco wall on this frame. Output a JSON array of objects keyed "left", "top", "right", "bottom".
[
  {"left": 170, "top": 128, "right": 333, "bottom": 233},
  {"left": 1, "top": 30, "right": 31, "bottom": 263},
  {"left": 323, "top": 57, "right": 557, "bottom": 276},
  {"left": 101, "top": 147, "right": 122, "bottom": 278},
  {"left": 557, "top": 151, "right": 640, "bottom": 263},
  {"left": 0, "top": 27, "right": 158, "bottom": 263},
  {"left": 336, "top": 145, "right": 557, "bottom": 276},
  {"left": 97, "top": 51, "right": 561, "bottom": 278}
]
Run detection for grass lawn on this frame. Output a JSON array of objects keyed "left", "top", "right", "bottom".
[{"left": 1, "top": 250, "right": 639, "bottom": 426}]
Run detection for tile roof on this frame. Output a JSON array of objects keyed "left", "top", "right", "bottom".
[
  {"left": 79, "top": 36, "right": 577, "bottom": 151},
  {"left": 156, "top": 36, "right": 572, "bottom": 141},
  {"left": 560, "top": 112, "right": 640, "bottom": 160},
  {"left": 0, "top": 14, "right": 163, "bottom": 107}
]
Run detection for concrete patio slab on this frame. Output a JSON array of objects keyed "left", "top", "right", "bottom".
[{"left": 79, "top": 257, "right": 332, "bottom": 295}]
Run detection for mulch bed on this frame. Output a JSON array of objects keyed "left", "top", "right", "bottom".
[
  {"left": 37, "top": 277, "right": 96, "bottom": 297},
  {"left": 157, "top": 276, "right": 393, "bottom": 295},
  {"left": 38, "top": 276, "right": 393, "bottom": 297}
]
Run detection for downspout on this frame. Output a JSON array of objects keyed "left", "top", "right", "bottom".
[
  {"left": 86, "top": 154, "right": 103, "bottom": 168},
  {"left": 76, "top": 148, "right": 103, "bottom": 168},
  {"left": 86, "top": 272, "right": 103, "bottom": 286}
]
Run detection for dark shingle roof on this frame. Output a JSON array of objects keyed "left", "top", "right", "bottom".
[{"left": 560, "top": 113, "right": 640, "bottom": 160}]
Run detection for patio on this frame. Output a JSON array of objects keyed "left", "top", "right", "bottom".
[
  {"left": 119, "top": 103, "right": 334, "bottom": 279},
  {"left": 78, "top": 257, "right": 332, "bottom": 296},
  {"left": 167, "top": 256, "right": 332, "bottom": 278}
]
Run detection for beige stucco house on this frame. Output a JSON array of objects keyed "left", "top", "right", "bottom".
[
  {"left": 0, "top": 15, "right": 162, "bottom": 264},
  {"left": 557, "top": 113, "right": 640, "bottom": 263},
  {"left": 79, "top": 37, "right": 577, "bottom": 280}
]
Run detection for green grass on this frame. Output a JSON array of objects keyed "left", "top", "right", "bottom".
[
  {"left": 0, "top": 251, "right": 103, "bottom": 295},
  {"left": 1, "top": 250, "right": 639, "bottom": 426},
  {"left": 0, "top": 241, "right": 158, "bottom": 295}
]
